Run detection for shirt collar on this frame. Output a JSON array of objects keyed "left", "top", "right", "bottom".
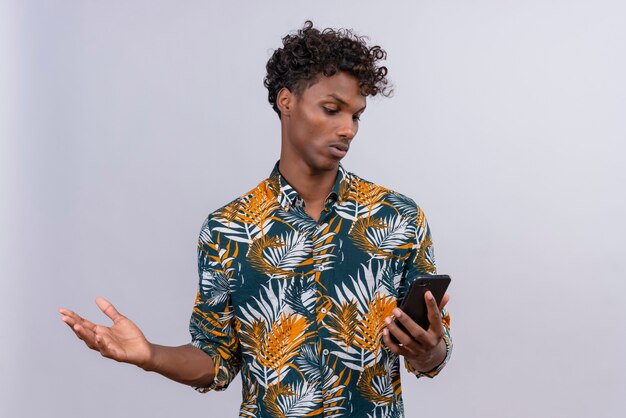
[{"left": 267, "top": 162, "right": 351, "bottom": 211}]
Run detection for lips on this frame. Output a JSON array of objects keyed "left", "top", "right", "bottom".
[{"left": 329, "top": 143, "right": 349, "bottom": 158}]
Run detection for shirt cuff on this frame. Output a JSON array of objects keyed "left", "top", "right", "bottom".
[
  {"left": 190, "top": 339, "right": 230, "bottom": 393},
  {"left": 405, "top": 333, "right": 453, "bottom": 378}
]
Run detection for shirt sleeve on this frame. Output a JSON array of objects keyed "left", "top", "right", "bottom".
[
  {"left": 402, "top": 206, "right": 453, "bottom": 378},
  {"left": 189, "top": 216, "right": 241, "bottom": 392}
]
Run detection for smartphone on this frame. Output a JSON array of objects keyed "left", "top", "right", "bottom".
[{"left": 390, "top": 274, "right": 451, "bottom": 344}]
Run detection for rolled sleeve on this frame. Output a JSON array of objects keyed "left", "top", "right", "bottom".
[
  {"left": 189, "top": 217, "right": 241, "bottom": 392},
  {"left": 404, "top": 310, "right": 453, "bottom": 378},
  {"left": 402, "top": 207, "right": 453, "bottom": 378}
]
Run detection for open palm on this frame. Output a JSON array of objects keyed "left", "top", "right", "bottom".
[{"left": 60, "top": 297, "right": 151, "bottom": 368}]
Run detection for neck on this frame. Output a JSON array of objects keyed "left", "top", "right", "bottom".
[{"left": 278, "top": 159, "right": 338, "bottom": 205}]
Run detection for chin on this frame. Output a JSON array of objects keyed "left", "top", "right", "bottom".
[
  {"left": 307, "top": 157, "right": 340, "bottom": 173},
  {"left": 320, "top": 159, "right": 342, "bottom": 171}
]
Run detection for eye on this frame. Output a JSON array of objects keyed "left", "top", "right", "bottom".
[
  {"left": 323, "top": 106, "right": 339, "bottom": 115},
  {"left": 353, "top": 114, "right": 362, "bottom": 122}
]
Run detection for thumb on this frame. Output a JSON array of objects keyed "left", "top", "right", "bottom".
[{"left": 95, "top": 297, "right": 123, "bottom": 323}]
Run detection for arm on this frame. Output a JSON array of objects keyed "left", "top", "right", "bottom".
[
  {"left": 144, "top": 343, "right": 215, "bottom": 387},
  {"left": 60, "top": 218, "right": 240, "bottom": 390},
  {"left": 187, "top": 217, "right": 241, "bottom": 392},
  {"left": 382, "top": 206, "right": 453, "bottom": 376},
  {"left": 59, "top": 297, "right": 215, "bottom": 388}
]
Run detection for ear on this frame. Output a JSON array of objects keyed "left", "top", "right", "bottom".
[{"left": 276, "top": 87, "right": 294, "bottom": 117}]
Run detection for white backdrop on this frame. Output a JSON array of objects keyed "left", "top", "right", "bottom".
[{"left": 2, "top": 1, "right": 625, "bottom": 417}]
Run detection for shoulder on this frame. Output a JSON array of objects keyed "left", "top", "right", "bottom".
[
  {"left": 345, "top": 170, "right": 422, "bottom": 218},
  {"left": 200, "top": 177, "right": 276, "bottom": 233}
]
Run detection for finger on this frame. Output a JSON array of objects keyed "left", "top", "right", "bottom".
[
  {"left": 94, "top": 332, "right": 111, "bottom": 357},
  {"left": 438, "top": 293, "right": 450, "bottom": 311},
  {"left": 59, "top": 309, "right": 98, "bottom": 332},
  {"left": 391, "top": 308, "right": 428, "bottom": 343},
  {"left": 425, "top": 291, "right": 445, "bottom": 337},
  {"left": 385, "top": 313, "right": 424, "bottom": 348},
  {"left": 60, "top": 311, "right": 101, "bottom": 350},
  {"left": 382, "top": 327, "right": 407, "bottom": 356},
  {"left": 95, "top": 297, "right": 123, "bottom": 323},
  {"left": 94, "top": 332, "right": 122, "bottom": 361},
  {"left": 59, "top": 308, "right": 82, "bottom": 322},
  {"left": 78, "top": 317, "right": 98, "bottom": 332},
  {"left": 94, "top": 333, "right": 108, "bottom": 353},
  {"left": 59, "top": 307, "right": 73, "bottom": 316},
  {"left": 61, "top": 315, "right": 81, "bottom": 334},
  {"left": 72, "top": 323, "right": 98, "bottom": 349}
]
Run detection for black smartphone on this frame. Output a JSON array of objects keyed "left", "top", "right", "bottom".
[{"left": 391, "top": 274, "right": 451, "bottom": 344}]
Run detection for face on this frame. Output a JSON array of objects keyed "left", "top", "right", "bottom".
[{"left": 278, "top": 72, "right": 367, "bottom": 174}]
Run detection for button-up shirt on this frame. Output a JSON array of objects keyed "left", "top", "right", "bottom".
[{"left": 190, "top": 163, "right": 452, "bottom": 417}]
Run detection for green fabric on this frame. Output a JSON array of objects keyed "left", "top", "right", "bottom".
[{"left": 190, "top": 163, "right": 451, "bottom": 417}]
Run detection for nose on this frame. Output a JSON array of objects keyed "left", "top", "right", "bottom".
[{"left": 337, "top": 115, "right": 357, "bottom": 139}]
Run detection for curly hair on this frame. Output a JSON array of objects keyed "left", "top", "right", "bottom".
[{"left": 264, "top": 20, "right": 392, "bottom": 117}]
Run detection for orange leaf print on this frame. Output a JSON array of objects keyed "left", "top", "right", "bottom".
[
  {"left": 259, "top": 313, "right": 313, "bottom": 373},
  {"left": 349, "top": 179, "right": 389, "bottom": 210},
  {"left": 354, "top": 293, "right": 396, "bottom": 354}
]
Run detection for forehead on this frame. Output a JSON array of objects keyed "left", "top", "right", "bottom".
[{"left": 301, "top": 72, "right": 366, "bottom": 109}]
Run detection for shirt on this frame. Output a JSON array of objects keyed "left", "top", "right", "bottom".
[{"left": 189, "top": 163, "right": 452, "bottom": 418}]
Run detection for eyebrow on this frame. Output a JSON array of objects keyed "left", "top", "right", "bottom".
[{"left": 328, "top": 94, "right": 367, "bottom": 113}]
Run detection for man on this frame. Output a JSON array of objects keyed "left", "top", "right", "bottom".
[{"left": 60, "top": 21, "right": 452, "bottom": 417}]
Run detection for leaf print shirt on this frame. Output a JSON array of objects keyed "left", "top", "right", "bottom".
[{"left": 189, "top": 163, "right": 452, "bottom": 418}]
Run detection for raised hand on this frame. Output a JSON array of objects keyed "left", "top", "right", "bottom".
[
  {"left": 59, "top": 297, "right": 152, "bottom": 368},
  {"left": 383, "top": 291, "right": 450, "bottom": 372}
]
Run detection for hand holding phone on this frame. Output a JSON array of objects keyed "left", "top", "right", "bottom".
[{"left": 390, "top": 274, "right": 451, "bottom": 344}]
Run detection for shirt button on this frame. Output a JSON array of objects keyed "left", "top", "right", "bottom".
[
  {"left": 320, "top": 307, "right": 327, "bottom": 314},
  {"left": 322, "top": 349, "right": 329, "bottom": 356},
  {"left": 316, "top": 264, "right": 325, "bottom": 272}
]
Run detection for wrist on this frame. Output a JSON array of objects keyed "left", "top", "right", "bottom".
[
  {"left": 140, "top": 342, "right": 158, "bottom": 372},
  {"left": 409, "top": 338, "right": 447, "bottom": 373}
]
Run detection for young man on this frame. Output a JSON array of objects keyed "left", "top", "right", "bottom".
[{"left": 60, "top": 21, "right": 452, "bottom": 417}]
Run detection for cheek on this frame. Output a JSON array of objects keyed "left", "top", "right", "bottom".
[
  {"left": 302, "top": 116, "right": 328, "bottom": 139},
  {"left": 292, "top": 107, "right": 331, "bottom": 144}
]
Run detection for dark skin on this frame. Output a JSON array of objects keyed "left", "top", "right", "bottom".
[
  {"left": 59, "top": 297, "right": 215, "bottom": 387},
  {"left": 276, "top": 72, "right": 365, "bottom": 221},
  {"left": 384, "top": 292, "right": 450, "bottom": 372},
  {"left": 59, "top": 71, "right": 449, "bottom": 387}
]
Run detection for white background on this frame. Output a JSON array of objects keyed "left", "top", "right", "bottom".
[{"left": 1, "top": 1, "right": 625, "bottom": 417}]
